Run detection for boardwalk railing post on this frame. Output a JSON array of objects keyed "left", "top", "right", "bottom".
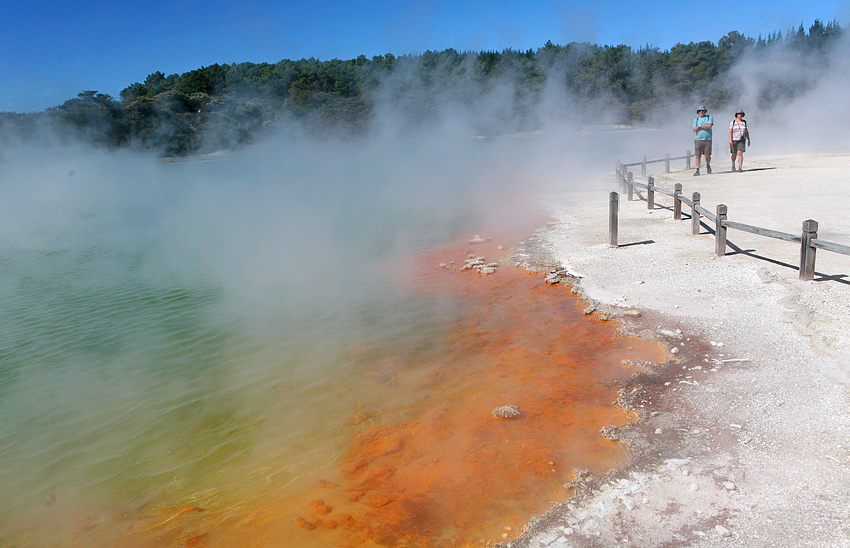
[
  {"left": 609, "top": 192, "right": 619, "bottom": 247},
  {"left": 621, "top": 165, "right": 628, "bottom": 194},
  {"left": 665, "top": 153, "right": 671, "bottom": 173},
  {"left": 673, "top": 183, "right": 682, "bottom": 220},
  {"left": 800, "top": 219, "right": 818, "bottom": 280},
  {"left": 686, "top": 150, "right": 692, "bottom": 170},
  {"left": 715, "top": 204, "right": 728, "bottom": 256},
  {"left": 647, "top": 176, "right": 655, "bottom": 210},
  {"left": 641, "top": 157, "right": 647, "bottom": 178},
  {"left": 691, "top": 192, "right": 701, "bottom": 235},
  {"left": 627, "top": 172, "right": 634, "bottom": 201}
]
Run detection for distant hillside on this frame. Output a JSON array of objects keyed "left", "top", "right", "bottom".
[{"left": 0, "top": 20, "right": 842, "bottom": 156}]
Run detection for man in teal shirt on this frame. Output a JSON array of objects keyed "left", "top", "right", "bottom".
[{"left": 692, "top": 106, "right": 713, "bottom": 175}]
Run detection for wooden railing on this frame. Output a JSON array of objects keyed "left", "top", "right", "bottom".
[
  {"left": 610, "top": 159, "right": 850, "bottom": 281},
  {"left": 621, "top": 151, "right": 693, "bottom": 178}
]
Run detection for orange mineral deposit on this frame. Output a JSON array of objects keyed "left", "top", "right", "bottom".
[{"left": 266, "top": 238, "right": 667, "bottom": 548}]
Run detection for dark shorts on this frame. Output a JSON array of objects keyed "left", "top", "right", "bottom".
[
  {"left": 730, "top": 140, "right": 746, "bottom": 153},
  {"left": 694, "top": 139, "right": 712, "bottom": 156}
]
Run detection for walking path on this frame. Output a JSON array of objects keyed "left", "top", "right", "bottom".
[{"left": 512, "top": 153, "right": 850, "bottom": 547}]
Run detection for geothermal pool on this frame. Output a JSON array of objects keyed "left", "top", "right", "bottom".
[{"left": 0, "top": 138, "right": 665, "bottom": 547}]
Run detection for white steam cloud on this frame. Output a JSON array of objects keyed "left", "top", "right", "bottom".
[
  {"left": 720, "top": 33, "right": 850, "bottom": 154},
  {"left": 633, "top": 30, "right": 850, "bottom": 158},
  {"left": 2, "top": 32, "right": 848, "bottom": 320}
]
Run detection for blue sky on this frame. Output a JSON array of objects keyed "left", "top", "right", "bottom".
[{"left": 1, "top": 0, "right": 848, "bottom": 112}]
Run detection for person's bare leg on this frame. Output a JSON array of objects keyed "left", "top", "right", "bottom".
[{"left": 737, "top": 151, "right": 744, "bottom": 171}]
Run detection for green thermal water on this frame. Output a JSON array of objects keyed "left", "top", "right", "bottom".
[
  {"left": 0, "top": 242, "right": 468, "bottom": 545},
  {"left": 0, "top": 141, "right": 504, "bottom": 545}
]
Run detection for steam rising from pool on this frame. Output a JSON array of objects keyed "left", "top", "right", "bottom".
[{"left": 0, "top": 130, "right": 613, "bottom": 543}]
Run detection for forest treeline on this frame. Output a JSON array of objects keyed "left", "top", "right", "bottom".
[{"left": 0, "top": 20, "right": 842, "bottom": 156}]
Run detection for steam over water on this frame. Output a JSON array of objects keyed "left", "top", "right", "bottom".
[{"left": 0, "top": 132, "right": 659, "bottom": 547}]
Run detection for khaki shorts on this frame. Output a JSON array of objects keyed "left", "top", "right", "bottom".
[
  {"left": 694, "top": 139, "right": 712, "bottom": 156},
  {"left": 730, "top": 140, "right": 746, "bottom": 153}
]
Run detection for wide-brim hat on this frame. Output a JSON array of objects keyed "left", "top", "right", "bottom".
[
  {"left": 697, "top": 105, "right": 708, "bottom": 113},
  {"left": 735, "top": 109, "right": 745, "bottom": 116}
]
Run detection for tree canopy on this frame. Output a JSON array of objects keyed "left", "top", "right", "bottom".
[{"left": 1, "top": 20, "right": 842, "bottom": 156}]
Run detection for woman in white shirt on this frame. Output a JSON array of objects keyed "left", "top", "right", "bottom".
[{"left": 729, "top": 110, "right": 751, "bottom": 172}]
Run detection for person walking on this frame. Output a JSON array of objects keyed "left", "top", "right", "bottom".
[
  {"left": 729, "top": 109, "right": 750, "bottom": 172},
  {"left": 692, "top": 106, "right": 713, "bottom": 176}
]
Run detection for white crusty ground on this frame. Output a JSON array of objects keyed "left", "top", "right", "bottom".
[{"left": 518, "top": 154, "right": 850, "bottom": 548}]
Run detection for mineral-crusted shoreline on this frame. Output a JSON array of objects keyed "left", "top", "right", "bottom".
[
  {"left": 500, "top": 233, "right": 706, "bottom": 548},
  {"left": 499, "top": 154, "right": 850, "bottom": 548}
]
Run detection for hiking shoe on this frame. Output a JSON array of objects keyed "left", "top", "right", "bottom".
[
  {"left": 732, "top": 162, "right": 736, "bottom": 171},
  {"left": 738, "top": 167, "right": 744, "bottom": 172},
  {"left": 693, "top": 169, "right": 700, "bottom": 176},
  {"left": 706, "top": 165, "right": 712, "bottom": 174}
]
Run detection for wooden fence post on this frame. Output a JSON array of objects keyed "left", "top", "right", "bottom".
[
  {"left": 686, "top": 150, "right": 692, "bottom": 170},
  {"left": 800, "top": 219, "right": 818, "bottom": 281},
  {"left": 715, "top": 204, "right": 728, "bottom": 256},
  {"left": 626, "top": 171, "right": 633, "bottom": 197},
  {"left": 673, "top": 183, "right": 682, "bottom": 220},
  {"left": 647, "top": 176, "right": 655, "bottom": 210},
  {"left": 609, "top": 192, "right": 619, "bottom": 247},
  {"left": 665, "top": 153, "right": 670, "bottom": 173},
  {"left": 641, "top": 157, "right": 647, "bottom": 178},
  {"left": 691, "top": 192, "right": 701, "bottom": 235}
]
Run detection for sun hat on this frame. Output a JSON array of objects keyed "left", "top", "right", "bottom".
[
  {"left": 697, "top": 105, "right": 708, "bottom": 113},
  {"left": 735, "top": 109, "right": 745, "bottom": 116}
]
